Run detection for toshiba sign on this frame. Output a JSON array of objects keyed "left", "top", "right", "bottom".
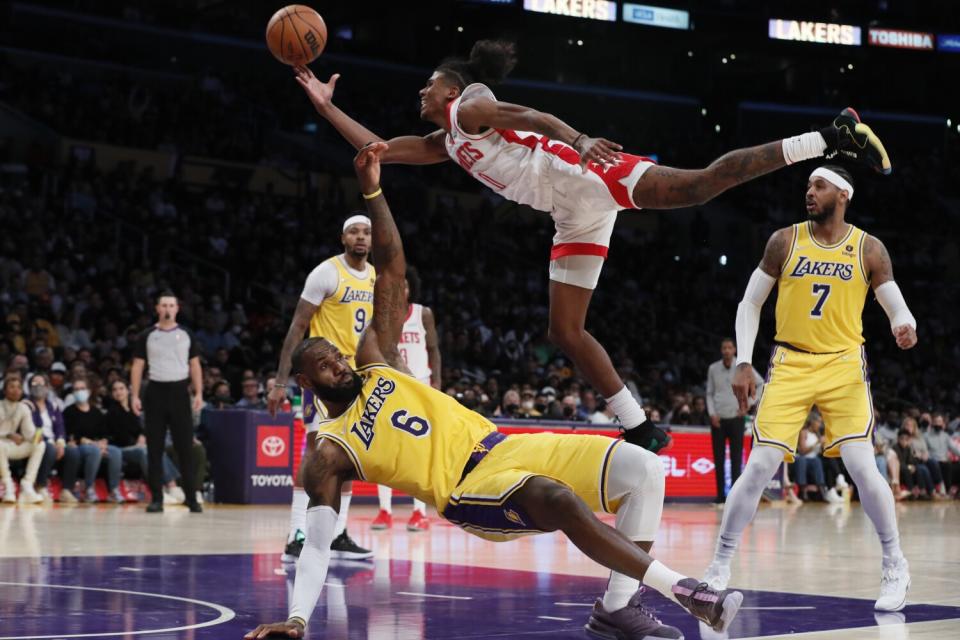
[
  {"left": 868, "top": 28, "right": 935, "bottom": 50},
  {"left": 768, "top": 19, "right": 861, "bottom": 46}
]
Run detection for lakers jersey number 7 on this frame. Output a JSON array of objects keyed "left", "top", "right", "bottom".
[{"left": 775, "top": 222, "right": 870, "bottom": 353}]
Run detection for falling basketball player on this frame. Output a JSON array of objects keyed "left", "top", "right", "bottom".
[
  {"left": 245, "top": 144, "right": 744, "bottom": 640},
  {"left": 291, "top": 40, "right": 891, "bottom": 458},
  {"left": 702, "top": 165, "right": 916, "bottom": 612}
]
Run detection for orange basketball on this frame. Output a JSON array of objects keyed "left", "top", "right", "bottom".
[{"left": 265, "top": 5, "right": 327, "bottom": 66}]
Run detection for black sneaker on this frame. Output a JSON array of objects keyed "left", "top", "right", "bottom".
[
  {"left": 672, "top": 578, "right": 743, "bottom": 633},
  {"left": 281, "top": 529, "right": 305, "bottom": 563},
  {"left": 620, "top": 419, "right": 671, "bottom": 454},
  {"left": 145, "top": 502, "right": 163, "bottom": 513},
  {"left": 187, "top": 501, "right": 203, "bottom": 513},
  {"left": 585, "top": 589, "right": 683, "bottom": 639},
  {"left": 330, "top": 530, "right": 373, "bottom": 560},
  {"left": 820, "top": 107, "right": 892, "bottom": 175}
]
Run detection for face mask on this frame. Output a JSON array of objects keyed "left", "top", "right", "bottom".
[
  {"left": 562, "top": 406, "right": 575, "bottom": 417},
  {"left": 919, "top": 419, "right": 930, "bottom": 430},
  {"left": 934, "top": 424, "right": 945, "bottom": 431},
  {"left": 74, "top": 390, "right": 90, "bottom": 404},
  {"left": 505, "top": 404, "right": 519, "bottom": 413},
  {"left": 30, "top": 385, "right": 47, "bottom": 399}
]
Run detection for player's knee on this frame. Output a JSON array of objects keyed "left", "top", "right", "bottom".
[
  {"left": 526, "top": 480, "right": 583, "bottom": 531},
  {"left": 621, "top": 443, "right": 665, "bottom": 497},
  {"left": 547, "top": 323, "right": 582, "bottom": 350}
]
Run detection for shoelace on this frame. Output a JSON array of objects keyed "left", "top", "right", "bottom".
[
  {"left": 632, "top": 602, "right": 663, "bottom": 624},
  {"left": 879, "top": 566, "right": 902, "bottom": 594}
]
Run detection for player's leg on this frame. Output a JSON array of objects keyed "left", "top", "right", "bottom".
[
  {"left": 283, "top": 431, "right": 315, "bottom": 562},
  {"left": 512, "top": 475, "right": 743, "bottom": 633},
  {"left": 372, "top": 484, "right": 393, "bottom": 529},
  {"left": 630, "top": 109, "right": 892, "bottom": 210}
]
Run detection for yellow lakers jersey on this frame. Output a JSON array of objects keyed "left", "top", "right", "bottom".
[
  {"left": 315, "top": 364, "right": 496, "bottom": 508},
  {"left": 775, "top": 222, "right": 870, "bottom": 353},
  {"left": 309, "top": 257, "right": 376, "bottom": 365}
]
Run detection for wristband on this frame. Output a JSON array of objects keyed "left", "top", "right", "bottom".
[
  {"left": 362, "top": 187, "right": 382, "bottom": 200},
  {"left": 571, "top": 133, "right": 586, "bottom": 150},
  {"left": 287, "top": 616, "right": 306, "bottom": 628}
]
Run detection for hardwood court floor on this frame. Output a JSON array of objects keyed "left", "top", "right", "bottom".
[{"left": 1, "top": 500, "right": 958, "bottom": 639}]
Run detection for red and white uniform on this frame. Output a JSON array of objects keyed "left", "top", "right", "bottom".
[
  {"left": 444, "top": 83, "right": 655, "bottom": 284},
  {"left": 398, "top": 304, "right": 431, "bottom": 384}
]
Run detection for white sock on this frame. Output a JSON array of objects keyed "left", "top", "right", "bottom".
[
  {"left": 334, "top": 493, "right": 351, "bottom": 536},
  {"left": 643, "top": 560, "right": 687, "bottom": 605},
  {"left": 606, "top": 386, "right": 647, "bottom": 429},
  {"left": 377, "top": 485, "right": 392, "bottom": 513},
  {"left": 602, "top": 572, "right": 639, "bottom": 612},
  {"left": 839, "top": 442, "right": 904, "bottom": 566},
  {"left": 781, "top": 132, "right": 827, "bottom": 165},
  {"left": 412, "top": 498, "right": 426, "bottom": 514},
  {"left": 288, "top": 488, "right": 309, "bottom": 542}
]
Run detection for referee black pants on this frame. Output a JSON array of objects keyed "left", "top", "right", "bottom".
[
  {"left": 711, "top": 417, "right": 745, "bottom": 501},
  {"left": 145, "top": 380, "right": 195, "bottom": 504}
]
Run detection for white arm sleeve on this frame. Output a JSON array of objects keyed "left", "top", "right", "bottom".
[
  {"left": 300, "top": 261, "right": 340, "bottom": 306},
  {"left": 874, "top": 281, "right": 916, "bottom": 330},
  {"left": 288, "top": 505, "right": 337, "bottom": 625},
  {"left": 735, "top": 268, "right": 776, "bottom": 366}
]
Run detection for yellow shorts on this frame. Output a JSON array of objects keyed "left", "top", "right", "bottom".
[
  {"left": 754, "top": 344, "right": 875, "bottom": 462},
  {"left": 441, "top": 432, "right": 622, "bottom": 542}
]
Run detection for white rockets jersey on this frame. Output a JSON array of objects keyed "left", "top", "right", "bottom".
[
  {"left": 399, "top": 303, "right": 431, "bottom": 384},
  {"left": 444, "top": 83, "right": 566, "bottom": 213}
]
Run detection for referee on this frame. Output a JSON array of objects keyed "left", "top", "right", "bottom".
[{"left": 131, "top": 291, "right": 204, "bottom": 513}]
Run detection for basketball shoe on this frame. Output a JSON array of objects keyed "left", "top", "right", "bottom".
[
  {"left": 875, "top": 557, "right": 910, "bottom": 612},
  {"left": 406, "top": 510, "right": 429, "bottom": 532},
  {"left": 585, "top": 589, "right": 683, "bottom": 639},
  {"left": 820, "top": 108, "right": 892, "bottom": 175},
  {"left": 672, "top": 578, "right": 743, "bottom": 633},
  {"left": 702, "top": 562, "right": 731, "bottom": 591},
  {"left": 330, "top": 530, "right": 373, "bottom": 560},
  {"left": 281, "top": 529, "right": 305, "bottom": 563},
  {"left": 371, "top": 509, "right": 393, "bottom": 530}
]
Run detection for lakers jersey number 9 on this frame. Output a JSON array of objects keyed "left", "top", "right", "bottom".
[
  {"left": 310, "top": 257, "right": 376, "bottom": 366},
  {"left": 775, "top": 222, "right": 869, "bottom": 353}
]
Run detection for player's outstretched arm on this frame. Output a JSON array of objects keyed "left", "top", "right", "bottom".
[
  {"left": 244, "top": 441, "right": 352, "bottom": 640},
  {"left": 293, "top": 65, "right": 448, "bottom": 165},
  {"left": 269, "top": 298, "right": 319, "bottom": 415},
  {"left": 457, "top": 97, "right": 621, "bottom": 170},
  {"left": 352, "top": 143, "right": 408, "bottom": 371},
  {"left": 732, "top": 228, "right": 789, "bottom": 411},
  {"left": 864, "top": 235, "right": 917, "bottom": 350}
]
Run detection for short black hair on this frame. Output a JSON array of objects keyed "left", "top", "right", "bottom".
[
  {"left": 820, "top": 164, "right": 854, "bottom": 191},
  {"left": 291, "top": 337, "right": 329, "bottom": 375},
  {"left": 437, "top": 40, "right": 517, "bottom": 89},
  {"left": 720, "top": 337, "right": 735, "bottom": 347},
  {"left": 406, "top": 266, "right": 421, "bottom": 304},
  {"left": 155, "top": 290, "right": 178, "bottom": 304}
]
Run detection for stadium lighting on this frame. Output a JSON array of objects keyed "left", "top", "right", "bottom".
[
  {"left": 848, "top": 63, "right": 854, "bottom": 70},
  {"left": 957, "top": 124, "right": 960, "bottom": 133},
  {"left": 730, "top": 53, "right": 736, "bottom": 60},
  {"left": 577, "top": 39, "right": 584, "bottom": 46},
  {"left": 720, "top": 255, "right": 728, "bottom": 266},
  {"left": 687, "top": 50, "right": 694, "bottom": 57},
  {"left": 715, "top": 124, "right": 721, "bottom": 133},
  {"left": 674, "top": 256, "right": 680, "bottom": 262},
  {"left": 722, "top": 57, "right": 728, "bottom": 64},
  {"left": 434, "top": 25, "right": 440, "bottom": 31},
  {"left": 701, "top": 108, "right": 708, "bottom": 116},
  {"left": 948, "top": 118, "right": 952, "bottom": 127},
  {"left": 458, "top": 26, "right": 464, "bottom": 32}
]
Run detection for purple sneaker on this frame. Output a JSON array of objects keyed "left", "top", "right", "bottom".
[
  {"left": 585, "top": 590, "right": 683, "bottom": 639},
  {"left": 671, "top": 578, "right": 743, "bottom": 633}
]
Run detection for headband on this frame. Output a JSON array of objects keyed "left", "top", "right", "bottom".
[
  {"left": 810, "top": 167, "right": 854, "bottom": 201},
  {"left": 342, "top": 214, "right": 371, "bottom": 232}
]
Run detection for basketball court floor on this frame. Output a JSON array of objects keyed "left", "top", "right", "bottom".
[{"left": 2, "top": 500, "right": 958, "bottom": 639}]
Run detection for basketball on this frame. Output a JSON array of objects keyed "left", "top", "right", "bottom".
[{"left": 265, "top": 5, "right": 327, "bottom": 65}]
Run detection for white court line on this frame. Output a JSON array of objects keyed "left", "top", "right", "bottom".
[
  {"left": 538, "top": 616, "right": 572, "bottom": 621},
  {"left": 396, "top": 591, "right": 473, "bottom": 600},
  {"left": 0, "top": 581, "right": 235, "bottom": 640},
  {"left": 554, "top": 602, "right": 593, "bottom": 607},
  {"left": 741, "top": 606, "right": 816, "bottom": 610}
]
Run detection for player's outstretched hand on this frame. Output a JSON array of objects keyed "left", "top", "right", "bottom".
[
  {"left": 266, "top": 385, "right": 287, "bottom": 417},
  {"left": 574, "top": 136, "right": 623, "bottom": 172},
  {"left": 244, "top": 620, "right": 304, "bottom": 639},
  {"left": 731, "top": 363, "right": 757, "bottom": 415},
  {"left": 892, "top": 324, "right": 917, "bottom": 350},
  {"left": 293, "top": 65, "right": 339, "bottom": 113},
  {"left": 354, "top": 142, "right": 388, "bottom": 194}
]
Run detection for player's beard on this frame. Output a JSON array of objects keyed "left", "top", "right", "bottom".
[
  {"left": 316, "top": 372, "right": 363, "bottom": 403},
  {"left": 807, "top": 200, "right": 835, "bottom": 224}
]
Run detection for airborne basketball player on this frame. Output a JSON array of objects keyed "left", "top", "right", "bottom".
[
  {"left": 269, "top": 214, "right": 375, "bottom": 563},
  {"left": 246, "top": 143, "right": 744, "bottom": 640},
  {"left": 291, "top": 40, "right": 892, "bottom": 460},
  {"left": 702, "top": 165, "right": 917, "bottom": 612}
]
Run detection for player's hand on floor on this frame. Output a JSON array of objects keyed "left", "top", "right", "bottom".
[
  {"left": 574, "top": 136, "right": 622, "bottom": 172},
  {"left": 294, "top": 65, "right": 339, "bottom": 112},
  {"left": 244, "top": 620, "right": 305, "bottom": 639},
  {"left": 892, "top": 324, "right": 917, "bottom": 350}
]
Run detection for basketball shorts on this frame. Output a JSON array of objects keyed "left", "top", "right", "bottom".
[
  {"left": 754, "top": 344, "right": 876, "bottom": 462},
  {"left": 547, "top": 152, "right": 655, "bottom": 290},
  {"left": 441, "top": 432, "right": 623, "bottom": 542}
]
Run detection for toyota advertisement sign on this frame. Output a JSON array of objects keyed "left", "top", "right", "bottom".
[{"left": 205, "top": 409, "right": 294, "bottom": 503}]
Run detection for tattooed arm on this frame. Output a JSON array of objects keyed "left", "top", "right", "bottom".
[
  {"left": 632, "top": 141, "right": 786, "bottom": 210},
  {"left": 352, "top": 143, "right": 409, "bottom": 371}
]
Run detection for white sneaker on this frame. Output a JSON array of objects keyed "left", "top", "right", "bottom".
[
  {"left": 169, "top": 486, "right": 186, "bottom": 504},
  {"left": 59, "top": 488, "right": 79, "bottom": 503},
  {"left": 836, "top": 474, "right": 849, "bottom": 492},
  {"left": 195, "top": 491, "right": 204, "bottom": 505},
  {"left": 162, "top": 488, "right": 179, "bottom": 504},
  {"left": 2, "top": 481, "right": 16, "bottom": 503},
  {"left": 39, "top": 487, "right": 52, "bottom": 502},
  {"left": 825, "top": 488, "right": 843, "bottom": 504},
  {"left": 703, "top": 561, "right": 731, "bottom": 591},
  {"left": 875, "top": 557, "right": 910, "bottom": 612},
  {"left": 18, "top": 482, "right": 43, "bottom": 504}
]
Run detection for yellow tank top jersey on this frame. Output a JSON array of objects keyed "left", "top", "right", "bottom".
[
  {"left": 315, "top": 364, "right": 496, "bottom": 509},
  {"left": 309, "top": 257, "right": 376, "bottom": 365},
  {"left": 775, "top": 222, "right": 870, "bottom": 353}
]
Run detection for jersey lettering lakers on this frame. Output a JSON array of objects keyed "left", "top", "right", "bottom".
[
  {"left": 309, "top": 257, "right": 376, "bottom": 365},
  {"left": 315, "top": 364, "right": 496, "bottom": 509},
  {"left": 775, "top": 222, "right": 869, "bottom": 353}
]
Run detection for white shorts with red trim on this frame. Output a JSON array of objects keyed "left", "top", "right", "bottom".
[{"left": 549, "top": 254, "right": 605, "bottom": 290}]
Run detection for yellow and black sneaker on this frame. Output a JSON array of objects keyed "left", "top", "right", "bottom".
[{"left": 820, "top": 107, "right": 892, "bottom": 175}]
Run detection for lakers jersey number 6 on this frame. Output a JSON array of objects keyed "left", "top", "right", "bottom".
[
  {"left": 310, "top": 257, "right": 376, "bottom": 366},
  {"left": 775, "top": 222, "right": 870, "bottom": 353}
]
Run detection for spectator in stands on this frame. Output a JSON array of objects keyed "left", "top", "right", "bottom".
[
  {"left": 4, "top": 315, "right": 27, "bottom": 355},
  {"left": 792, "top": 416, "right": 839, "bottom": 503},
  {"left": 588, "top": 398, "right": 616, "bottom": 424},
  {"left": 47, "top": 362, "right": 67, "bottom": 408},
  {"left": 517, "top": 389, "right": 541, "bottom": 419},
  {"left": 497, "top": 389, "right": 521, "bottom": 419},
  {"left": 235, "top": 377, "right": 266, "bottom": 410},
  {"left": 560, "top": 394, "right": 579, "bottom": 421},
  {"left": 1, "top": 375, "right": 45, "bottom": 503},
  {"left": 874, "top": 434, "right": 906, "bottom": 500},
  {"left": 25, "top": 373, "right": 65, "bottom": 502},
  {"left": 689, "top": 396, "right": 710, "bottom": 427},
  {"left": 924, "top": 412, "right": 960, "bottom": 496},
  {"left": 209, "top": 380, "right": 234, "bottom": 409},
  {"left": 902, "top": 417, "right": 946, "bottom": 498},
  {"left": 62, "top": 378, "right": 123, "bottom": 503},
  {"left": 578, "top": 389, "right": 598, "bottom": 421},
  {"left": 894, "top": 428, "right": 934, "bottom": 499}
]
